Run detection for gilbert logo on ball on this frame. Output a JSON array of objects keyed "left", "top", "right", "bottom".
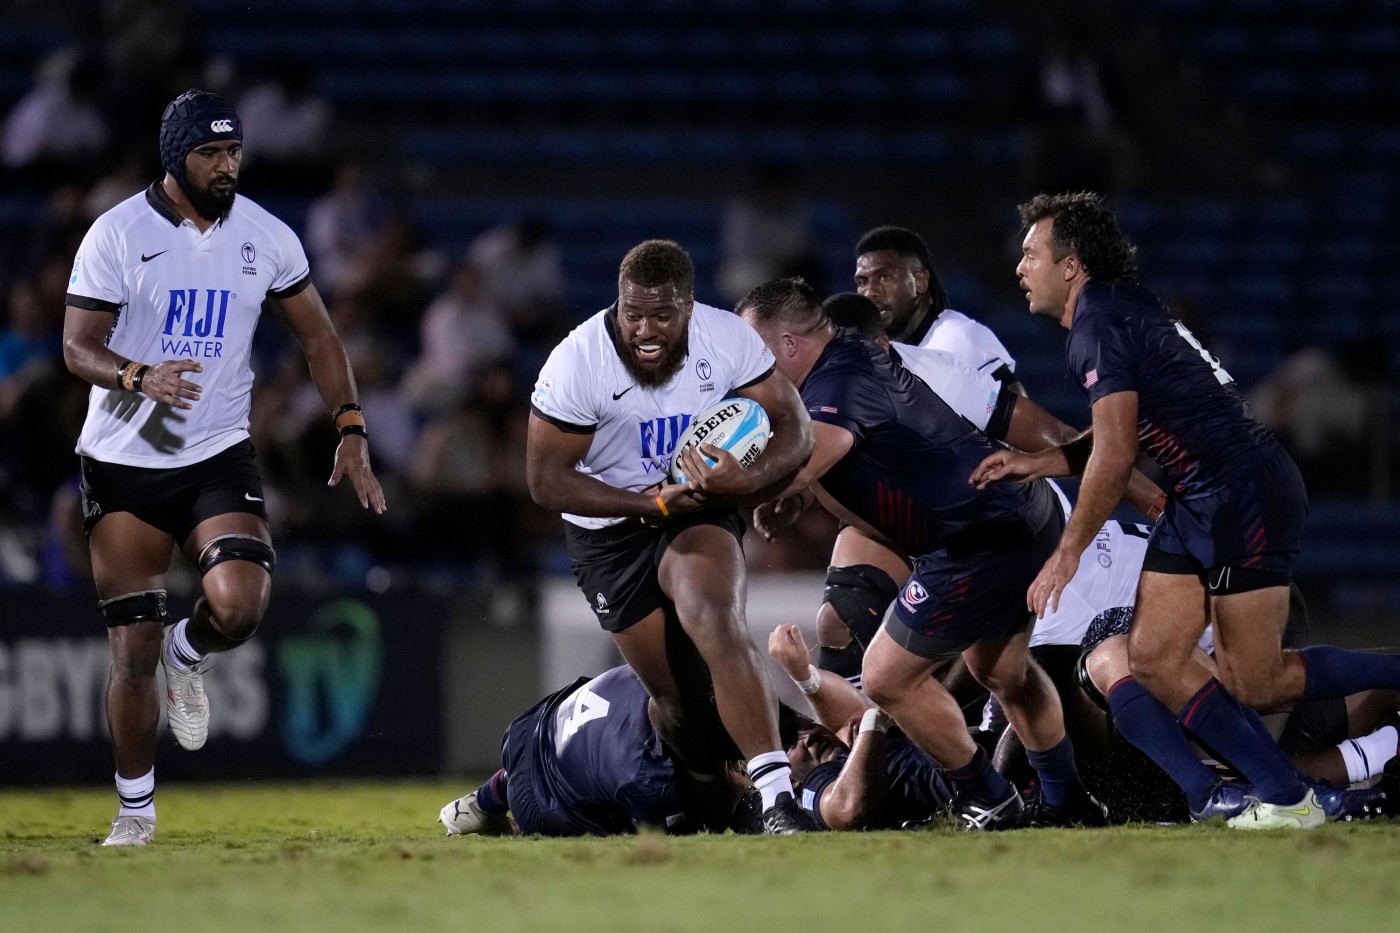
[{"left": 669, "top": 397, "right": 770, "bottom": 484}]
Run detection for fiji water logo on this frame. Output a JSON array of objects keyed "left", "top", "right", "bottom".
[
  {"left": 638, "top": 413, "right": 692, "bottom": 476},
  {"left": 160, "top": 288, "right": 232, "bottom": 358}
]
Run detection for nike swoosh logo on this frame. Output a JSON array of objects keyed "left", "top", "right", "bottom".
[
  {"left": 244, "top": 493, "right": 263, "bottom": 502},
  {"left": 141, "top": 250, "right": 168, "bottom": 263},
  {"left": 612, "top": 386, "right": 635, "bottom": 400},
  {"left": 1280, "top": 806, "right": 1312, "bottom": 816}
]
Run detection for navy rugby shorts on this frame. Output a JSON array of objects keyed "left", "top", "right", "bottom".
[
  {"left": 1142, "top": 446, "right": 1305, "bottom": 591},
  {"left": 886, "top": 506, "right": 1063, "bottom": 660}
]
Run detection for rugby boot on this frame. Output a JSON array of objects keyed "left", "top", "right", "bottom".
[
  {"left": 1227, "top": 787, "right": 1326, "bottom": 830},
  {"left": 729, "top": 788, "right": 765, "bottom": 834},
  {"left": 1189, "top": 780, "right": 1254, "bottom": 823},
  {"left": 161, "top": 626, "right": 210, "bottom": 751},
  {"left": 101, "top": 815, "right": 154, "bottom": 847},
  {"left": 439, "top": 792, "right": 517, "bottom": 836},
  {"left": 1019, "top": 786, "right": 1110, "bottom": 828},
  {"left": 1310, "top": 781, "right": 1387, "bottom": 822},
  {"left": 951, "top": 785, "right": 1024, "bottom": 831},
  {"left": 762, "top": 791, "right": 820, "bottom": 834}
]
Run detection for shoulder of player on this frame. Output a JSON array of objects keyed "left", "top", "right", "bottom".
[{"left": 228, "top": 194, "right": 301, "bottom": 242}]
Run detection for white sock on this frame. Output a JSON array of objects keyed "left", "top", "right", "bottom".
[
  {"left": 116, "top": 768, "right": 155, "bottom": 820},
  {"left": 746, "top": 751, "right": 794, "bottom": 810},
  {"left": 165, "top": 618, "right": 205, "bottom": 672},
  {"left": 1338, "top": 725, "right": 1398, "bottom": 783}
]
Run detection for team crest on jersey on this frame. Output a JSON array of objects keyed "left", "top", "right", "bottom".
[
  {"left": 241, "top": 242, "right": 257, "bottom": 275},
  {"left": 899, "top": 580, "right": 929, "bottom": 611},
  {"left": 696, "top": 358, "right": 714, "bottom": 392}
]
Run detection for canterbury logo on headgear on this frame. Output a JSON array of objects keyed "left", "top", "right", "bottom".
[{"left": 211, "top": 119, "right": 233, "bottom": 133}]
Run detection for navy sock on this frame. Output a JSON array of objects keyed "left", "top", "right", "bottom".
[
  {"left": 1178, "top": 678, "right": 1305, "bottom": 804},
  {"left": 1301, "top": 645, "right": 1400, "bottom": 700},
  {"left": 1026, "top": 734, "right": 1084, "bottom": 809},
  {"left": 1109, "top": 676, "right": 1218, "bottom": 811},
  {"left": 948, "top": 747, "right": 1013, "bottom": 803},
  {"left": 475, "top": 769, "right": 509, "bottom": 814}
]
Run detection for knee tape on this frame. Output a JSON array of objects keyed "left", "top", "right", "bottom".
[
  {"left": 97, "top": 590, "right": 170, "bottom": 628},
  {"left": 198, "top": 534, "right": 276, "bottom": 575},
  {"left": 821, "top": 564, "right": 900, "bottom": 648}
]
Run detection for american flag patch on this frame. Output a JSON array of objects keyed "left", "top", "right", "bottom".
[
  {"left": 1083, "top": 369, "right": 1099, "bottom": 388},
  {"left": 816, "top": 406, "right": 838, "bottom": 414}
]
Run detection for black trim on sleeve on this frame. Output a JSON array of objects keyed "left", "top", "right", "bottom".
[
  {"left": 733, "top": 364, "right": 776, "bottom": 392},
  {"left": 985, "top": 387, "right": 1017, "bottom": 443},
  {"left": 530, "top": 403, "right": 596, "bottom": 435},
  {"left": 144, "top": 181, "right": 184, "bottom": 227},
  {"left": 269, "top": 273, "right": 312, "bottom": 300},
  {"left": 66, "top": 293, "right": 121, "bottom": 314}
]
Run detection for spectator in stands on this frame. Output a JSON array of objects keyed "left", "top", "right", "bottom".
[
  {"left": 400, "top": 258, "right": 515, "bottom": 416},
  {"left": 718, "top": 161, "right": 822, "bottom": 307},
  {"left": 1, "top": 49, "right": 109, "bottom": 180},
  {"left": 408, "top": 359, "right": 533, "bottom": 579},
  {"left": 467, "top": 216, "right": 567, "bottom": 347},
  {"left": 236, "top": 60, "right": 332, "bottom": 190},
  {"left": 304, "top": 163, "right": 387, "bottom": 301},
  {"left": 1249, "top": 341, "right": 1393, "bottom": 500}
]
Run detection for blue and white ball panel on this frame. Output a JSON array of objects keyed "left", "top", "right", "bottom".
[{"left": 669, "top": 397, "right": 770, "bottom": 483}]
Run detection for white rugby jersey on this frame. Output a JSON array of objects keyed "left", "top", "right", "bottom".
[
  {"left": 1030, "top": 520, "right": 1214, "bottom": 654},
  {"left": 531, "top": 301, "right": 775, "bottom": 529},
  {"left": 890, "top": 341, "right": 1001, "bottom": 432},
  {"left": 916, "top": 308, "right": 1016, "bottom": 378},
  {"left": 68, "top": 183, "right": 310, "bottom": 468}
]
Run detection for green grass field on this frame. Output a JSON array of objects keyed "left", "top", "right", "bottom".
[{"left": 4, "top": 780, "right": 1399, "bottom": 933}]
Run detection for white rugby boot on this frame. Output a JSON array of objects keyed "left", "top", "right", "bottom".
[
  {"left": 101, "top": 815, "right": 154, "bottom": 846},
  {"left": 161, "top": 626, "right": 210, "bottom": 750},
  {"left": 1227, "top": 787, "right": 1326, "bottom": 830},
  {"left": 439, "top": 792, "right": 516, "bottom": 836}
]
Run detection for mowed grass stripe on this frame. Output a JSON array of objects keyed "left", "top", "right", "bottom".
[{"left": 3, "top": 780, "right": 1399, "bottom": 933}]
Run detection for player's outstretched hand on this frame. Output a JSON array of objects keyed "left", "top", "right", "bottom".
[
  {"left": 1027, "top": 547, "right": 1080, "bottom": 618},
  {"left": 753, "top": 492, "right": 807, "bottom": 541},
  {"left": 140, "top": 359, "right": 203, "bottom": 410},
  {"left": 329, "top": 434, "right": 387, "bottom": 513},
  {"left": 968, "top": 449, "right": 1051, "bottom": 489},
  {"left": 767, "top": 623, "right": 812, "bottom": 680},
  {"left": 676, "top": 442, "right": 753, "bottom": 500},
  {"left": 657, "top": 478, "right": 706, "bottom": 517}
]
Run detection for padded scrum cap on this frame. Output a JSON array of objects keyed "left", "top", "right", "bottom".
[{"left": 159, "top": 89, "right": 241, "bottom": 186}]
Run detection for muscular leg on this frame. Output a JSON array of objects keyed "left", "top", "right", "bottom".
[
  {"left": 657, "top": 524, "right": 780, "bottom": 759},
  {"left": 862, "top": 628, "right": 976, "bottom": 769},
  {"left": 963, "top": 632, "right": 1064, "bottom": 753},
  {"left": 89, "top": 513, "right": 176, "bottom": 778},
  {"left": 179, "top": 514, "right": 273, "bottom": 654},
  {"left": 1210, "top": 586, "right": 1298, "bottom": 710},
  {"left": 816, "top": 528, "right": 908, "bottom": 681},
  {"left": 611, "top": 607, "right": 735, "bottom": 771},
  {"left": 1131, "top": 571, "right": 1305, "bottom": 805}
]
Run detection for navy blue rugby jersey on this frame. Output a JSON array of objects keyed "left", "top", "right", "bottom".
[
  {"left": 800, "top": 731, "right": 953, "bottom": 829},
  {"left": 524, "top": 666, "right": 687, "bottom": 834},
  {"left": 1066, "top": 280, "right": 1276, "bottom": 494},
  {"left": 802, "top": 328, "right": 1055, "bottom": 557}
]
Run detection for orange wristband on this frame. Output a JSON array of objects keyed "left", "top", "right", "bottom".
[{"left": 655, "top": 495, "right": 669, "bottom": 517}]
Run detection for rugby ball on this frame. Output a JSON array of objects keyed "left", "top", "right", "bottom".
[{"left": 669, "top": 397, "right": 771, "bottom": 484}]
